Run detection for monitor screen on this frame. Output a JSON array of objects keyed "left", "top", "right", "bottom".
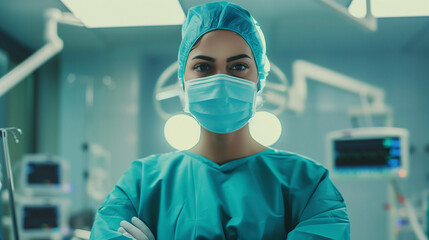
[
  {"left": 26, "top": 162, "right": 60, "bottom": 185},
  {"left": 23, "top": 206, "right": 58, "bottom": 230},
  {"left": 334, "top": 137, "right": 401, "bottom": 170}
]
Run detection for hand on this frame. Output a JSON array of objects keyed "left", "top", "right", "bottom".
[{"left": 118, "top": 217, "right": 155, "bottom": 240}]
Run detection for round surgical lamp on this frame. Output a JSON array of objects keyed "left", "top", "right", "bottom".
[
  {"left": 164, "top": 114, "right": 200, "bottom": 150},
  {"left": 250, "top": 111, "right": 282, "bottom": 146}
]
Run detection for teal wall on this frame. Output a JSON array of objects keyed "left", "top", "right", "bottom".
[{"left": 58, "top": 47, "right": 141, "bottom": 213}]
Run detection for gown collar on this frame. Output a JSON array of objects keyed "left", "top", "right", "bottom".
[{"left": 182, "top": 148, "right": 275, "bottom": 172}]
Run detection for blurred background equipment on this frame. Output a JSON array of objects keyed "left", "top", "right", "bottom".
[
  {"left": 326, "top": 127, "right": 409, "bottom": 179},
  {"left": 15, "top": 197, "right": 69, "bottom": 240},
  {"left": 13, "top": 154, "right": 71, "bottom": 240},
  {"left": 326, "top": 127, "right": 428, "bottom": 240},
  {"left": 18, "top": 154, "right": 70, "bottom": 196}
]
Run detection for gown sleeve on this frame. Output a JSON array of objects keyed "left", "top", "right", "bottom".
[
  {"left": 89, "top": 161, "right": 143, "bottom": 240},
  {"left": 287, "top": 164, "right": 350, "bottom": 240}
]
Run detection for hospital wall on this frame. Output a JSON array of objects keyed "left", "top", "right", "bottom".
[
  {"left": 56, "top": 47, "right": 142, "bottom": 213},
  {"left": 47, "top": 42, "right": 428, "bottom": 239}
]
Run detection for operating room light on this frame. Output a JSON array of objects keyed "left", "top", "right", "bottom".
[
  {"left": 164, "top": 114, "right": 200, "bottom": 150},
  {"left": 349, "top": 0, "right": 429, "bottom": 18},
  {"left": 249, "top": 111, "right": 282, "bottom": 146},
  {"left": 61, "top": 0, "right": 185, "bottom": 28}
]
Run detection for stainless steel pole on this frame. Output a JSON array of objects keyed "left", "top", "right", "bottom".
[{"left": 0, "top": 128, "right": 22, "bottom": 240}]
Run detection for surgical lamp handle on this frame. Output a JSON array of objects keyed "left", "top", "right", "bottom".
[{"left": 0, "top": 128, "right": 22, "bottom": 240}]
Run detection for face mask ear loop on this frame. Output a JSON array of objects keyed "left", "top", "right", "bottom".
[
  {"left": 184, "top": 94, "right": 190, "bottom": 113},
  {"left": 179, "top": 88, "right": 189, "bottom": 113},
  {"left": 183, "top": 78, "right": 191, "bottom": 113},
  {"left": 251, "top": 86, "right": 258, "bottom": 118}
]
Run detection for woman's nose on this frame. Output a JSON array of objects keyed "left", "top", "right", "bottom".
[{"left": 214, "top": 65, "right": 228, "bottom": 75}]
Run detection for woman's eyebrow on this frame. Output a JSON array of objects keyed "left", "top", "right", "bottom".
[
  {"left": 227, "top": 54, "right": 251, "bottom": 62},
  {"left": 192, "top": 55, "right": 215, "bottom": 62}
]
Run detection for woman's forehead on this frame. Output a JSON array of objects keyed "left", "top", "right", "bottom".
[{"left": 189, "top": 30, "right": 253, "bottom": 58}]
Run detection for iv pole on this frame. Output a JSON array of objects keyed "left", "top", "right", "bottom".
[{"left": 0, "top": 128, "right": 22, "bottom": 240}]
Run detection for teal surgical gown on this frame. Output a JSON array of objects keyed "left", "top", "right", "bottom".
[{"left": 90, "top": 149, "right": 350, "bottom": 239}]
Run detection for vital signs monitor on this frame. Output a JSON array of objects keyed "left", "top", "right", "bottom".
[{"left": 326, "top": 127, "right": 409, "bottom": 178}]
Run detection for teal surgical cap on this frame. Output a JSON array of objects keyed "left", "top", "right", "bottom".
[{"left": 178, "top": 1, "right": 270, "bottom": 91}]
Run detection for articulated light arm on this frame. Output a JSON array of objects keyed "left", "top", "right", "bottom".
[
  {"left": 288, "top": 60, "right": 388, "bottom": 116},
  {"left": 0, "top": 9, "right": 82, "bottom": 97}
]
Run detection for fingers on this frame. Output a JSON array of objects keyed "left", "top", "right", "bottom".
[
  {"left": 118, "top": 227, "right": 126, "bottom": 234},
  {"left": 131, "top": 217, "right": 155, "bottom": 240},
  {"left": 120, "top": 220, "right": 149, "bottom": 240},
  {"left": 118, "top": 226, "right": 136, "bottom": 240}
]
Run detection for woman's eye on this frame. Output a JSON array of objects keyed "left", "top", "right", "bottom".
[
  {"left": 194, "top": 63, "right": 211, "bottom": 72},
  {"left": 231, "top": 63, "right": 248, "bottom": 71}
]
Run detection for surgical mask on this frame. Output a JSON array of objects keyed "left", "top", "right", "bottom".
[{"left": 184, "top": 74, "right": 257, "bottom": 134}]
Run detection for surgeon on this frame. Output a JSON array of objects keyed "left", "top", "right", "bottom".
[{"left": 90, "top": 1, "right": 350, "bottom": 239}]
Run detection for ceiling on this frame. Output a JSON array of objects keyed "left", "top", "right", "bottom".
[{"left": 0, "top": 0, "right": 428, "bottom": 56}]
